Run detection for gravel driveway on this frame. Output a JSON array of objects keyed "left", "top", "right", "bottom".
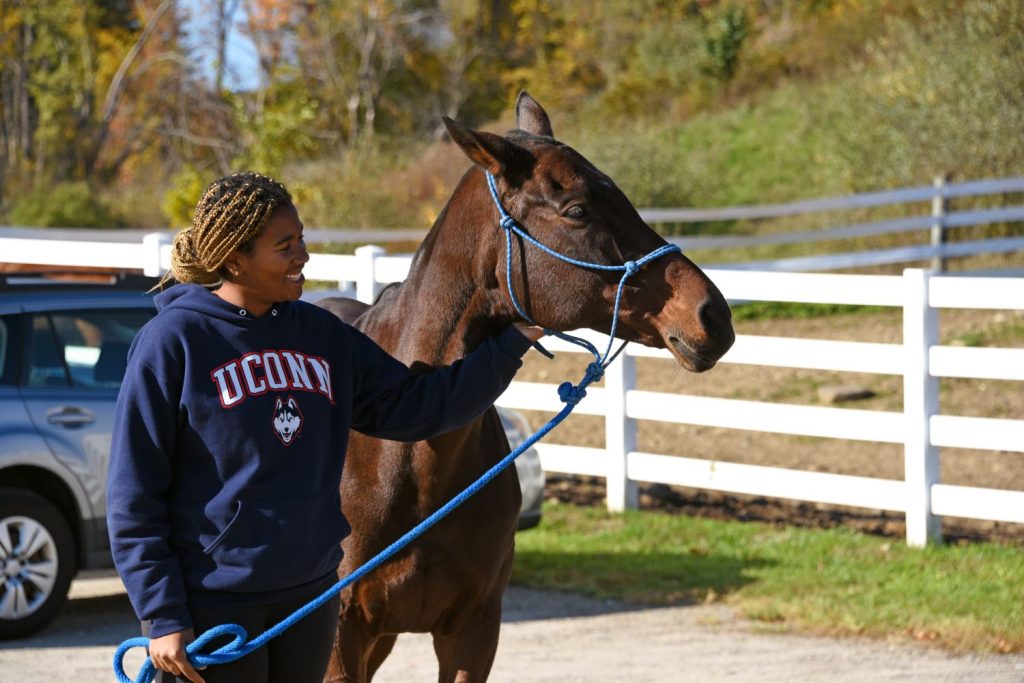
[{"left": 1, "top": 572, "right": 1021, "bottom": 682}]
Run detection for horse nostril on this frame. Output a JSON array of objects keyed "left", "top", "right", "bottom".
[
  {"left": 698, "top": 297, "right": 730, "bottom": 331},
  {"left": 696, "top": 296, "right": 736, "bottom": 354},
  {"left": 666, "top": 333, "right": 692, "bottom": 358}
]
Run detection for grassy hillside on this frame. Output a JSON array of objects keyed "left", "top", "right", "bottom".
[
  {"left": 289, "top": 1, "right": 1022, "bottom": 272},
  {"left": 76, "top": 0, "right": 1022, "bottom": 240}
]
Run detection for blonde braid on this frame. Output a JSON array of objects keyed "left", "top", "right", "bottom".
[{"left": 160, "top": 172, "right": 292, "bottom": 288}]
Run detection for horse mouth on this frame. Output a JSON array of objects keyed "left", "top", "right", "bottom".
[{"left": 666, "top": 334, "right": 718, "bottom": 373}]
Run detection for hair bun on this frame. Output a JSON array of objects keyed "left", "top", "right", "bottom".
[{"left": 169, "top": 227, "right": 219, "bottom": 285}]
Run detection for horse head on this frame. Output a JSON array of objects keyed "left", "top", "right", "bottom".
[{"left": 442, "top": 92, "right": 734, "bottom": 372}]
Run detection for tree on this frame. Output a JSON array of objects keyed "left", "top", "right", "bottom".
[
  {"left": 0, "top": 0, "right": 195, "bottom": 193},
  {"left": 292, "top": 0, "right": 436, "bottom": 148}
]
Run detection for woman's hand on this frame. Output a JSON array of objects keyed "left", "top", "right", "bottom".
[
  {"left": 513, "top": 323, "right": 545, "bottom": 342},
  {"left": 149, "top": 629, "right": 206, "bottom": 683}
]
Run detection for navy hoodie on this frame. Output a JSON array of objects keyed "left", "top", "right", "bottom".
[{"left": 106, "top": 284, "right": 532, "bottom": 638}]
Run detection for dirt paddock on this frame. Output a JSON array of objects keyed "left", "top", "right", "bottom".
[
  {"left": 517, "top": 307, "right": 1024, "bottom": 544},
  {"left": 1, "top": 572, "right": 1022, "bottom": 682}
]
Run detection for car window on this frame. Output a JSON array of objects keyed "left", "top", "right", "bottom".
[
  {"left": 0, "top": 314, "right": 17, "bottom": 386},
  {"left": 27, "top": 315, "right": 70, "bottom": 387},
  {"left": 0, "top": 317, "right": 6, "bottom": 380},
  {"left": 28, "top": 309, "right": 154, "bottom": 389}
]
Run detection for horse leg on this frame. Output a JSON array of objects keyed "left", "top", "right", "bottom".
[
  {"left": 431, "top": 590, "right": 504, "bottom": 683},
  {"left": 365, "top": 634, "right": 398, "bottom": 681},
  {"left": 325, "top": 615, "right": 375, "bottom": 683}
]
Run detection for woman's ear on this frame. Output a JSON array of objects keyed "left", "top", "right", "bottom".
[{"left": 222, "top": 252, "right": 242, "bottom": 279}]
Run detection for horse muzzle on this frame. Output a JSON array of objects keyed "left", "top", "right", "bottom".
[{"left": 659, "top": 291, "right": 736, "bottom": 373}]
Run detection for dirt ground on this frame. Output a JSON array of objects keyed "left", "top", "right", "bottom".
[
  {"left": 2, "top": 573, "right": 1022, "bottom": 682},
  {"left": 515, "top": 307, "right": 1024, "bottom": 544}
]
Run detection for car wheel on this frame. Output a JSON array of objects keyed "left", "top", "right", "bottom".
[{"left": 0, "top": 488, "right": 76, "bottom": 639}]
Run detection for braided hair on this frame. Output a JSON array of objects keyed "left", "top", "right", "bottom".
[{"left": 162, "top": 172, "right": 293, "bottom": 287}]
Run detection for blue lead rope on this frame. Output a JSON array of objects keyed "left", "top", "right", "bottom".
[
  {"left": 113, "top": 171, "right": 681, "bottom": 683},
  {"left": 113, "top": 395, "right": 582, "bottom": 683}
]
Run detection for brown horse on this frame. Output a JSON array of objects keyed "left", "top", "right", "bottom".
[{"left": 319, "top": 92, "right": 734, "bottom": 682}]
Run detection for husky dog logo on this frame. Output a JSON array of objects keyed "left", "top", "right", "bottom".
[{"left": 272, "top": 396, "right": 303, "bottom": 445}]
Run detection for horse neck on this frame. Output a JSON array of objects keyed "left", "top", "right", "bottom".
[{"left": 363, "top": 170, "right": 514, "bottom": 366}]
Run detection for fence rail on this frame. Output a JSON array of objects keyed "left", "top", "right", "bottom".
[
  {"left": 643, "top": 176, "right": 1024, "bottom": 222},
  {"left": 660, "top": 176, "right": 1024, "bottom": 273},
  {"left": 2, "top": 175, "right": 1022, "bottom": 275}
]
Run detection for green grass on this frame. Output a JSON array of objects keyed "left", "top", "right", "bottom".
[
  {"left": 949, "top": 320, "right": 1024, "bottom": 349},
  {"left": 730, "top": 301, "right": 887, "bottom": 322},
  {"left": 512, "top": 504, "right": 1024, "bottom": 653}
]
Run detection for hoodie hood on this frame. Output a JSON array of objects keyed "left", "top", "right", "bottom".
[{"left": 154, "top": 284, "right": 286, "bottom": 324}]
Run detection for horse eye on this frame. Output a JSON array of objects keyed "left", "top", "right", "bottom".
[{"left": 565, "top": 205, "right": 586, "bottom": 220}]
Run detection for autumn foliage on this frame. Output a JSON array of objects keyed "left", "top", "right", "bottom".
[{"left": 1, "top": 0, "right": 1021, "bottom": 229}]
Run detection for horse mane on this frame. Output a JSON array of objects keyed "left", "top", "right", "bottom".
[
  {"left": 373, "top": 281, "right": 402, "bottom": 305},
  {"left": 352, "top": 187, "right": 485, "bottom": 356}
]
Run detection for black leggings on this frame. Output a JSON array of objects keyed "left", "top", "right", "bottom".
[{"left": 141, "top": 590, "right": 340, "bottom": 683}]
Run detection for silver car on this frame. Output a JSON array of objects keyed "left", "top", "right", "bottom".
[{"left": 0, "top": 272, "right": 543, "bottom": 639}]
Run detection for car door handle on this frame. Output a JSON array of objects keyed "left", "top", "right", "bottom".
[{"left": 45, "top": 406, "right": 96, "bottom": 427}]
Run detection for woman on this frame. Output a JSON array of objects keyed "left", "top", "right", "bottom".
[{"left": 107, "top": 172, "right": 542, "bottom": 683}]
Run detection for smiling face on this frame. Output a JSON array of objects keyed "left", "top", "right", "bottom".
[{"left": 219, "top": 203, "right": 309, "bottom": 316}]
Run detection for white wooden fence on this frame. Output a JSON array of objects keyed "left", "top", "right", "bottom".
[
  {"left": 2, "top": 198, "right": 1023, "bottom": 548},
  {"left": 652, "top": 175, "right": 1024, "bottom": 274},
  {"left": 499, "top": 269, "right": 1024, "bottom": 549}
]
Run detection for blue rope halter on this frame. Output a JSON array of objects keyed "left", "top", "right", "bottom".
[
  {"left": 112, "top": 171, "right": 681, "bottom": 683},
  {"left": 486, "top": 170, "right": 680, "bottom": 403}
]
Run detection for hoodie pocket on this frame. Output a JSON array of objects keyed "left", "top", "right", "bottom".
[
  {"left": 199, "top": 493, "right": 349, "bottom": 592},
  {"left": 201, "top": 501, "right": 243, "bottom": 555}
]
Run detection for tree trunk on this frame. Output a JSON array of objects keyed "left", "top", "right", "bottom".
[
  {"left": 214, "top": 0, "right": 228, "bottom": 93},
  {"left": 347, "top": 92, "right": 360, "bottom": 144},
  {"left": 1, "top": 62, "right": 12, "bottom": 186},
  {"left": 88, "top": 0, "right": 174, "bottom": 176},
  {"left": 20, "top": 20, "right": 33, "bottom": 163}
]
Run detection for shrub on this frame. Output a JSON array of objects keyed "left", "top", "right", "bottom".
[
  {"left": 161, "top": 166, "right": 207, "bottom": 229},
  {"left": 286, "top": 146, "right": 435, "bottom": 230},
  {"left": 702, "top": 4, "right": 748, "bottom": 82},
  {"left": 825, "top": 0, "right": 1024, "bottom": 189},
  {"left": 9, "top": 182, "right": 123, "bottom": 228}
]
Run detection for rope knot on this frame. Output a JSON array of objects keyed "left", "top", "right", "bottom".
[
  {"left": 557, "top": 381, "right": 587, "bottom": 406},
  {"left": 583, "top": 362, "right": 605, "bottom": 384},
  {"left": 624, "top": 260, "right": 639, "bottom": 277},
  {"left": 499, "top": 215, "right": 517, "bottom": 231}
]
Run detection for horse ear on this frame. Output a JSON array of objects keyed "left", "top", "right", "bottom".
[
  {"left": 442, "top": 116, "right": 530, "bottom": 177},
  {"left": 515, "top": 91, "right": 554, "bottom": 138}
]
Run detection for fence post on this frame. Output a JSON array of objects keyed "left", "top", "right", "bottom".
[
  {"left": 930, "top": 175, "right": 948, "bottom": 273},
  {"left": 604, "top": 347, "right": 638, "bottom": 512},
  {"left": 903, "top": 268, "right": 941, "bottom": 547},
  {"left": 354, "top": 245, "right": 385, "bottom": 303},
  {"left": 142, "top": 232, "right": 172, "bottom": 277}
]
